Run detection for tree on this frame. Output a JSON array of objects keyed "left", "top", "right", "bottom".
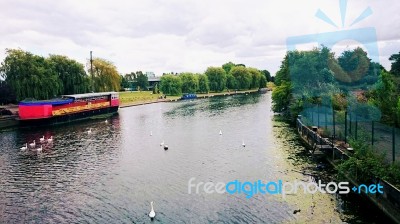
[
  {"left": 197, "top": 74, "right": 210, "bottom": 93},
  {"left": 259, "top": 75, "right": 267, "bottom": 88},
  {"left": 247, "top": 67, "right": 262, "bottom": 89},
  {"left": 226, "top": 73, "right": 237, "bottom": 90},
  {"left": 135, "top": 71, "right": 149, "bottom": 91},
  {"left": 160, "top": 74, "right": 182, "bottom": 95},
  {"left": 222, "top": 62, "right": 236, "bottom": 74},
  {"left": 371, "top": 71, "right": 397, "bottom": 123},
  {"left": 153, "top": 83, "right": 159, "bottom": 94},
  {"left": 90, "top": 58, "right": 121, "bottom": 92},
  {"left": 1, "top": 49, "right": 62, "bottom": 101},
  {"left": 205, "top": 67, "right": 227, "bottom": 92},
  {"left": 229, "top": 66, "right": 252, "bottom": 90},
  {"left": 389, "top": 52, "right": 400, "bottom": 76},
  {"left": 48, "top": 54, "right": 89, "bottom": 95},
  {"left": 260, "top": 70, "right": 271, "bottom": 82},
  {"left": 120, "top": 75, "right": 129, "bottom": 90},
  {"left": 0, "top": 81, "right": 16, "bottom": 104},
  {"left": 180, "top": 72, "right": 198, "bottom": 93},
  {"left": 272, "top": 81, "right": 291, "bottom": 112}
]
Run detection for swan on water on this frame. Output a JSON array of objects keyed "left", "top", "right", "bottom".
[
  {"left": 105, "top": 120, "right": 108, "bottom": 123},
  {"left": 47, "top": 136, "right": 53, "bottom": 142},
  {"left": 36, "top": 145, "right": 43, "bottom": 152},
  {"left": 29, "top": 140, "right": 36, "bottom": 148},
  {"left": 219, "top": 130, "right": 222, "bottom": 135},
  {"left": 20, "top": 143, "right": 28, "bottom": 150},
  {"left": 87, "top": 128, "right": 92, "bottom": 134},
  {"left": 242, "top": 140, "right": 246, "bottom": 147},
  {"left": 149, "top": 201, "right": 155, "bottom": 219},
  {"left": 150, "top": 131, "right": 153, "bottom": 136},
  {"left": 39, "top": 136, "right": 45, "bottom": 142}
]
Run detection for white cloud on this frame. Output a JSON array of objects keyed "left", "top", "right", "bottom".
[{"left": 0, "top": 0, "right": 399, "bottom": 76}]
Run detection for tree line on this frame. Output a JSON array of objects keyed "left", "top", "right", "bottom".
[
  {"left": 272, "top": 46, "right": 400, "bottom": 127},
  {"left": 159, "top": 62, "right": 272, "bottom": 95},
  {"left": 0, "top": 49, "right": 272, "bottom": 103}
]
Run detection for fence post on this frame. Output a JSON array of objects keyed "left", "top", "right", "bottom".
[
  {"left": 355, "top": 119, "right": 358, "bottom": 140},
  {"left": 317, "top": 104, "right": 320, "bottom": 129},
  {"left": 393, "top": 127, "right": 396, "bottom": 163},
  {"left": 325, "top": 106, "right": 327, "bottom": 130},
  {"left": 371, "top": 121, "right": 374, "bottom": 147},
  {"left": 333, "top": 109, "right": 336, "bottom": 140},
  {"left": 345, "top": 111, "right": 347, "bottom": 144}
]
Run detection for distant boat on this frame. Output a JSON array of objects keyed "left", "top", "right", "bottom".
[{"left": 181, "top": 93, "right": 197, "bottom": 100}]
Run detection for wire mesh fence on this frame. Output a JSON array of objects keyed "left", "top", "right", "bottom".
[{"left": 299, "top": 104, "right": 399, "bottom": 164}]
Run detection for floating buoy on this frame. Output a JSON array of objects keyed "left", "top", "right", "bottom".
[{"left": 164, "top": 145, "right": 169, "bottom": 150}]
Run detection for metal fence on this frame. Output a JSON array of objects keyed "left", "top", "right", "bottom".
[{"left": 299, "top": 104, "right": 399, "bottom": 163}]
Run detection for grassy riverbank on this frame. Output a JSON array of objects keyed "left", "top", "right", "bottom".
[{"left": 119, "top": 89, "right": 263, "bottom": 107}]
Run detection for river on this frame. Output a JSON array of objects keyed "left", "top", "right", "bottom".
[{"left": 0, "top": 93, "right": 393, "bottom": 223}]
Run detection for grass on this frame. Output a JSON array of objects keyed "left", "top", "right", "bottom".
[
  {"left": 119, "top": 91, "right": 180, "bottom": 105},
  {"left": 119, "top": 88, "right": 263, "bottom": 106}
]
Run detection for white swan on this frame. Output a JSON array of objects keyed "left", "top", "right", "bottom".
[
  {"left": 242, "top": 140, "right": 246, "bottom": 147},
  {"left": 36, "top": 145, "right": 43, "bottom": 152},
  {"left": 87, "top": 128, "right": 92, "bottom": 134},
  {"left": 160, "top": 140, "right": 164, "bottom": 146},
  {"left": 105, "top": 120, "right": 108, "bottom": 123},
  {"left": 149, "top": 201, "right": 155, "bottom": 219},
  {"left": 29, "top": 140, "right": 36, "bottom": 148},
  {"left": 47, "top": 136, "right": 53, "bottom": 142},
  {"left": 20, "top": 143, "right": 27, "bottom": 150},
  {"left": 219, "top": 130, "right": 222, "bottom": 135},
  {"left": 39, "top": 136, "right": 45, "bottom": 142}
]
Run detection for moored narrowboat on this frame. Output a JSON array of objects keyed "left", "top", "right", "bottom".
[{"left": 18, "top": 92, "right": 119, "bottom": 125}]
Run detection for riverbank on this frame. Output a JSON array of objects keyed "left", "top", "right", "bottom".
[
  {"left": 296, "top": 117, "right": 400, "bottom": 224},
  {"left": 119, "top": 89, "right": 263, "bottom": 108}
]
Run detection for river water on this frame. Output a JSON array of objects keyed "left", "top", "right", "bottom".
[{"left": 0, "top": 93, "right": 393, "bottom": 223}]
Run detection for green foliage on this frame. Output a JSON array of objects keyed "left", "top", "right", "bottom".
[
  {"left": 337, "top": 138, "right": 400, "bottom": 187},
  {"left": 389, "top": 52, "right": 400, "bottom": 76},
  {"left": 222, "top": 62, "right": 236, "bottom": 74},
  {"left": 229, "top": 66, "right": 252, "bottom": 90},
  {"left": 370, "top": 71, "right": 397, "bottom": 124},
  {"left": 259, "top": 75, "right": 267, "bottom": 88},
  {"left": 197, "top": 74, "right": 210, "bottom": 93},
  {"left": 226, "top": 73, "right": 237, "bottom": 90},
  {"left": 48, "top": 54, "right": 89, "bottom": 95},
  {"left": 135, "top": 71, "right": 149, "bottom": 91},
  {"left": 247, "top": 67, "right": 262, "bottom": 89},
  {"left": 90, "top": 58, "right": 121, "bottom": 92},
  {"left": 205, "top": 67, "right": 227, "bottom": 92},
  {"left": 180, "top": 72, "right": 198, "bottom": 93},
  {"left": 160, "top": 74, "right": 182, "bottom": 95},
  {"left": 153, "top": 83, "right": 159, "bottom": 94},
  {"left": 260, "top": 70, "right": 272, "bottom": 82},
  {"left": 1, "top": 49, "right": 62, "bottom": 101},
  {"left": 0, "top": 81, "right": 16, "bottom": 104},
  {"left": 120, "top": 75, "right": 129, "bottom": 90},
  {"left": 272, "top": 81, "right": 291, "bottom": 112}
]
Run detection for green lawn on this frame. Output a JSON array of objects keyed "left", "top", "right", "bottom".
[{"left": 119, "top": 91, "right": 180, "bottom": 105}]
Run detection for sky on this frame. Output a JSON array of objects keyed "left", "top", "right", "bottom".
[{"left": 0, "top": 0, "right": 399, "bottom": 76}]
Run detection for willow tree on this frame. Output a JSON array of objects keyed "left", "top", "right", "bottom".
[
  {"left": 48, "top": 54, "right": 90, "bottom": 95},
  {"left": 1, "top": 49, "right": 62, "bottom": 101},
  {"left": 89, "top": 58, "right": 121, "bottom": 92}
]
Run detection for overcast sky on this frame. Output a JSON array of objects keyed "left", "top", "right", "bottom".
[{"left": 1, "top": 0, "right": 399, "bottom": 76}]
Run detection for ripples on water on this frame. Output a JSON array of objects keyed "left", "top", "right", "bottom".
[{"left": 0, "top": 94, "right": 392, "bottom": 223}]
